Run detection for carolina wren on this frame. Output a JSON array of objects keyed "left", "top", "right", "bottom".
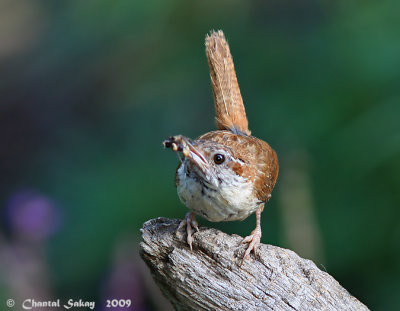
[{"left": 164, "top": 30, "right": 279, "bottom": 262}]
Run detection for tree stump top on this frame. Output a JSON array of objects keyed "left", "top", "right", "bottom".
[{"left": 140, "top": 217, "right": 369, "bottom": 311}]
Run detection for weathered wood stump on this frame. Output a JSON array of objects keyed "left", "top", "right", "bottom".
[{"left": 139, "top": 217, "right": 369, "bottom": 311}]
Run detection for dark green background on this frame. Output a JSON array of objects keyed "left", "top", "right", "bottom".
[{"left": 1, "top": 1, "right": 399, "bottom": 310}]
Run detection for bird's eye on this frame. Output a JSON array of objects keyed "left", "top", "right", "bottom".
[{"left": 213, "top": 154, "right": 225, "bottom": 165}]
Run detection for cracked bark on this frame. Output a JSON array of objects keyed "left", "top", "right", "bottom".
[{"left": 139, "top": 218, "right": 369, "bottom": 311}]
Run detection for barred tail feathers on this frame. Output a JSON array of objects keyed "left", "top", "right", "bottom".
[{"left": 205, "top": 30, "right": 251, "bottom": 136}]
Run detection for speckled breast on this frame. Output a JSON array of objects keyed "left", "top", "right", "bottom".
[{"left": 175, "top": 162, "right": 261, "bottom": 222}]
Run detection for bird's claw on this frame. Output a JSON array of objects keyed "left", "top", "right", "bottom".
[
  {"left": 177, "top": 212, "right": 199, "bottom": 251},
  {"left": 240, "top": 226, "right": 262, "bottom": 265}
]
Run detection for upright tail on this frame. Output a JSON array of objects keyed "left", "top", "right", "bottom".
[{"left": 205, "top": 30, "right": 251, "bottom": 136}]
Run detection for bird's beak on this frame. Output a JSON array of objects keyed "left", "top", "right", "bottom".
[{"left": 163, "top": 135, "right": 207, "bottom": 167}]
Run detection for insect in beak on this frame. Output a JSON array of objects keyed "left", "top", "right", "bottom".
[{"left": 163, "top": 135, "right": 207, "bottom": 168}]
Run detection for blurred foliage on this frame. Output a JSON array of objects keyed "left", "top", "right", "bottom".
[{"left": 1, "top": 0, "right": 400, "bottom": 310}]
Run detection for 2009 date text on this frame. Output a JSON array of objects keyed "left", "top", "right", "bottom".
[{"left": 106, "top": 299, "right": 131, "bottom": 308}]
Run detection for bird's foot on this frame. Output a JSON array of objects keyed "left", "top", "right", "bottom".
[
  {"left": 177, "top": 212, "right": 199, "bottom": 251},
  {"left": 240, "top": 226, "right": 262, "bottom": 265}
]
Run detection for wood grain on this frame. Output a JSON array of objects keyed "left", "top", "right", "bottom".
[{"left": 140, "top": 217, "right": 369, "bottom": 311}]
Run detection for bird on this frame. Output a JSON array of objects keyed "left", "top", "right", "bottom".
[{"left": 163, "top": 30, "right": 279, "bottom": 263}]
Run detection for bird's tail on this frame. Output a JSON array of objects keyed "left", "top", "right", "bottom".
[{"left": 205, "top": 30, "right": 251, "bottom": 136}]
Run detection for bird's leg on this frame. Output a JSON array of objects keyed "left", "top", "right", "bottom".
[
  {"left": 177, "top": 212, "right": 199, "bottom": 251},
  {"left": 241, "top": 205, "right": 263, "bottom": 264}
]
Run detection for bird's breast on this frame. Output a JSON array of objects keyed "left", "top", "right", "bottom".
[{"left": 175, "top": 163, "right": 260, "bottom": 222}]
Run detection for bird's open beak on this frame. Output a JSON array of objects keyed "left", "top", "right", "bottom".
[{"left": 163, "top": 135, "right": 207, "bottom": 167}]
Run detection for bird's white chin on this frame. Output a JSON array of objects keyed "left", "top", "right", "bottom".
[{"left": 176, "top": 162, "right": 259, "bottom": 222}]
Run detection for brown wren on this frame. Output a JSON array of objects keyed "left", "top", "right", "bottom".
[{"left": 163, "top": 30, "right": 279, "bottom": 262}]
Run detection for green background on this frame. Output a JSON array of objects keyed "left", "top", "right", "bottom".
[{"left": 1, "top": 0, "right": 399, "bottom": 310}]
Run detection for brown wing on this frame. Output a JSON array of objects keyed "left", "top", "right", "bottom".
[{"left": 205, "top": 30, "right": 251, "bottom": 136}]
